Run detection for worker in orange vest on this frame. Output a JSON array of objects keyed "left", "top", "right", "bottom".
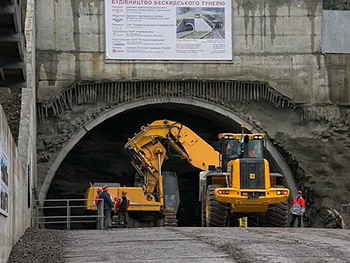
[{"left": 290, "top": 190, "right": 306, "bottom": 227}]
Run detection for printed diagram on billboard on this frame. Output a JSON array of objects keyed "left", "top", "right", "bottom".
[
  {"left": 105, "top": 0, "right": 232, "bottom": 61},
  {"left": 0, "top": 143, "right": 9, "bottom": 216},
  {"left": 176, "top": 7, "right": 225, "bottom": 40}
]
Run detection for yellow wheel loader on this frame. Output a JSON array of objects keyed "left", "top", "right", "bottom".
[{"left": 201, "top": 127, "right": 290, "bottom": 227}]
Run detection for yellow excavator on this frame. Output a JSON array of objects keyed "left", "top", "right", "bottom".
[
  {"left": 85, "top": 119, "right": 219, "bottom": 226},
  {"left": 85, "top": 119, "right": 290, "bottom": 227}
]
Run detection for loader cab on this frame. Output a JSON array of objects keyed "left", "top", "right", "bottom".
[
  {"left": 214, "top": 135, "right": 241, "bottom": 172},
  {"left": 225, "top": 139, "right": 242, "bottom": 159},
  {"left": 215, "top": 133, "right": 266, "bottom": 172},
  {"left": 220, "top": 135, "right": 265, "bottom": 159},
  {"left": 246, "top": 137, "right": 264, "bottom": 158}
]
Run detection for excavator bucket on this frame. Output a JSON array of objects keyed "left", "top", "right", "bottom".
[{"left": 163, "top": 171, "right": 180, "bottom": 214}]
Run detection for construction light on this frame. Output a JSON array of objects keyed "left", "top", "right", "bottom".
[
  {"left": 218, "top": 190, "right": 229, "bottom": 195},
  {"left": 276, "top": 190, "right": 288, "bottom": 195}
]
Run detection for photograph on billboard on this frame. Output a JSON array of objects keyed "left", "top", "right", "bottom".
[
  {"left": 105, "top": 0, "right": 232, "bottom": 61},
  {"left": 0, "top": 142, "right": 9, "bottom": 217}
]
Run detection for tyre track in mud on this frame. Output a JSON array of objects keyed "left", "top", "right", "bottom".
[
  {"left": 9, "top": 227, "right": 350, "bottom": 263},
  {"left": 170, "top": 227, "right": 350, "bottom": 263}
]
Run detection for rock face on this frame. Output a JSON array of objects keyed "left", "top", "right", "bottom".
[
  {"left": 274, "top": 122, "right": 350, "bottom": 228},
  {"left": 0, "top": 88, "right": 21, "bottom": 142}
]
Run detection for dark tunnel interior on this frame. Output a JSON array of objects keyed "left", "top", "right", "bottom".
[{"left": 46, "top": 103, "right": 282, "bottom": 227}]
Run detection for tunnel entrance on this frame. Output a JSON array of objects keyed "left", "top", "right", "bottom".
[{"left": 45, "top": 103, "right": 288, "bottom": 227}]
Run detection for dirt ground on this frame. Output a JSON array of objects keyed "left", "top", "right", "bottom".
[
  {"left": 7, "top": 227, "right": 350, "bottom": 263},
  {"left": 7, "top": 228, "right": 66, "bottom": 263},
  {"left": 0, "top": 88, "right": 21, "bottom": 142}
]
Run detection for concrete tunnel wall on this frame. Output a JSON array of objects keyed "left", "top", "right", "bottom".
[{"left": 38, "top": 98, "right": 297, "bottom": 206}]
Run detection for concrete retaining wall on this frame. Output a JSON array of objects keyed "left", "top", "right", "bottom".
[
  {"left": 0, "top": 103, "right": 30, "bottom": 263},
  {"left": 0, "top": 0, "right": 36, "bottom": 261},
  {"left": 35, "top": 0, "right": 338, "bottom": 104}
]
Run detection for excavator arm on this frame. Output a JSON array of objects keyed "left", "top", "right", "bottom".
[{"left": 124, "top": 119, "right": 219, "bottom": 205}]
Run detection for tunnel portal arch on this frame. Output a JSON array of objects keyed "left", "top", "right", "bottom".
[
  {"left": 38, "top": 98, "right": 297, "bottom": 205},
  {"left": 184, "top": 23, "right": 194, "bottom": 31}
]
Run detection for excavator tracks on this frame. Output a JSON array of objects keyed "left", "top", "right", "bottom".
[{"left": 164, "top": 212, "right": 178, "bottom": 227}]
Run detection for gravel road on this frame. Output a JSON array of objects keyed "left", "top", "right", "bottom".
[
  {"left": 7, "top": 228, "right": 67, "bottom": 263},
  {"left": 7, "top": 227, "right": 350, "bottom": 263}
]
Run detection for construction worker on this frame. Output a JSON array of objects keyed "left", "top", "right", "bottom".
[
  {"left": 115, "top": 190, "right": 130, "bottom": 228},
  {"left": 226, "top": 140, "right": 241, "bottom": 159},
  {"left": 249, "top": 141, "right": 261, "bottom": 158},
  {"left": 94, "top": 188, "right": 102, "bottom": 206},
  {"left": 99, "top": 184, "right": 115, "bottom": 229},
  {"left": 290, "top": 190, "right": 306, "bottom": 227}
]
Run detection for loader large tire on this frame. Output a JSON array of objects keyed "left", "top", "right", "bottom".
[
  {"left": 266, "top": 201, "right": 288, "bottom": 227},
  {"left": 205, "top": 185, "right": 226, "bottom": 227}
]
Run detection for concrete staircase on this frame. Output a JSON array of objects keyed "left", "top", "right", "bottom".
[{"left": 0, "top": 0, "right": 26, "bottom": 88}]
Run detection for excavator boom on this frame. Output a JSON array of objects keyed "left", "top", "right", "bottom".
[{"left": 124, "top": 119, "right": 220, "bottom": 201}]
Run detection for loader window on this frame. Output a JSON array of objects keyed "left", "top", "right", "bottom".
[
  {"left": 226, "top": 140, "right": 241, "bottom": 159},
  {"left": 248, "top": 140, "right": 263, "bottom": 158}
]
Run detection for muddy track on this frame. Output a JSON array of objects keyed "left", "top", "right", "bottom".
[{"left": 8, "top": 227, "right": 350, "bottom": 263}]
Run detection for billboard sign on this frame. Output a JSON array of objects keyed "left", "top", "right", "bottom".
[{"left": 105, "top": 0, "right": 232, "bottom": 61}]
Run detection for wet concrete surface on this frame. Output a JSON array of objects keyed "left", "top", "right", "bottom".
[{"left": 64, "top": 227, "right": 350, "bottom": 263}]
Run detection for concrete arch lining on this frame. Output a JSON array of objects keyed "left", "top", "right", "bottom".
[{"left": 38, "top": 98, "right": 297, "bottom": 205}]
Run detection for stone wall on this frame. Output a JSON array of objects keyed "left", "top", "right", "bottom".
[{"left": 35, "top": 0, "right": 336, "bottom": 105}]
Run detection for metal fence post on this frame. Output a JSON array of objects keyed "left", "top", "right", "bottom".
[
  {"left": 97, "top": 199, "right": 104, "bottom": 230},
  {"left": 33, "top": 198, "right": 105, "bottom": 229},
  {"left": 67, "top": 200, "right": 71, "bottom": 230}
]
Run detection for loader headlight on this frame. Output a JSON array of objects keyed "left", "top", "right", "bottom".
[
  {"left": 218, "top": 190, "right": 229, "bottom": 195},
  {"left": 276, "top": 190, "right": 288, "bottom": 195}
]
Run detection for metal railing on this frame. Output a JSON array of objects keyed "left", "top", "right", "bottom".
[{"left": 34, "top": 198, "right": 104, "bottom": 230}]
